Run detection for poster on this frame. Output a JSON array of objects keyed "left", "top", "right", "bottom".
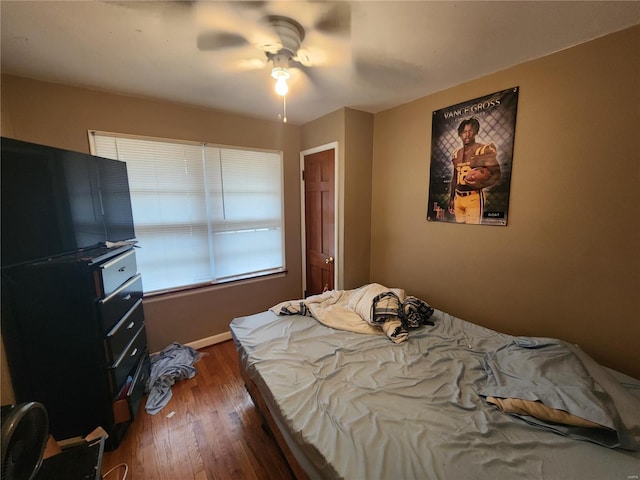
[{"left": 427, "top": 87, "right": 519, "bottom": 226}]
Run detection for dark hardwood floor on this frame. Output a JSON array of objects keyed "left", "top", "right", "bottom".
[{"left": 102, "top": 340, "right": 295, "bottom": 480}]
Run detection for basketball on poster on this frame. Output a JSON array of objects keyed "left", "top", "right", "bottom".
[{"left": 427, "top": 87, "right": 519, "bottom": 226}]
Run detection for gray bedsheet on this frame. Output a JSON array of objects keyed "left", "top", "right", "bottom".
[
  {"left": 230, "top": 309, "right": 640, "bottom": 480},
  {"left": 479, "top": 337, "right": 640, "bottom": 450}
]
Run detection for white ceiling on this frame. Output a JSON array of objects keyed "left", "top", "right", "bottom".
[{"left": 2, "top": 1, "right": 639, "bottom": 125}]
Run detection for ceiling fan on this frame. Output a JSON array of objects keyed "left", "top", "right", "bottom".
[
  {"left": 230, "top": 14, "right": 310, "bottom": 97},
  {"left": 195, "top": 1, "right": 351, "bottom": 100}
]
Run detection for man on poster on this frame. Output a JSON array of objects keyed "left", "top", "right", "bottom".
[{"left": 448, "top": 117, "right": 501, "bottom": 224}]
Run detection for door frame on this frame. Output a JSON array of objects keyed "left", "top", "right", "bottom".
[{"left": 300, "top": 141, "right": 342, "bottom": 296}]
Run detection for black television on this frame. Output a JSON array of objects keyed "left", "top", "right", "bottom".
[{"left": 1, "top": 137, "right": 136, "bottom": 268}]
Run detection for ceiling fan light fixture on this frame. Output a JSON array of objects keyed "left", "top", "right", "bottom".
[
  {"left": 271, "top": 66, "right": 290, "bottom": 81},
  {"left": 271, "top": 66, "right": 290, "bottom": 96},
  {"left": 275, "top": 77, "right": 289, "bottom": 96}
]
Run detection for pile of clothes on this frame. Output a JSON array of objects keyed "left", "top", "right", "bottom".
[
  {"left": 145, "top": 342, "right": 203, "bottom": 415},
  {"left": 271, "top": 283, "right": 434, "bottom": 343}
]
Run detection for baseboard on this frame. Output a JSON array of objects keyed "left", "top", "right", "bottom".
[{"left": 186, "top": 331, "right": 233, "bottom": 350}]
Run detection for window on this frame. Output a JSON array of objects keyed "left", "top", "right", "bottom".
[{"left": 89, "top": 132, "right": 285, "bottom": 293}]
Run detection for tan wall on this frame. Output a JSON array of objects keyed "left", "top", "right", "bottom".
[
  {"left": 301, "top": 108, "right": 345, "bottom": 151},
  {"left": 343, "top": 108, "right": 373, "bottom": 288},
  {"left": 371, "top": 25, "right": 640, "bottom": 379},
  {"left": 0, "top": 75, "right": 303, "bottom": 357}
]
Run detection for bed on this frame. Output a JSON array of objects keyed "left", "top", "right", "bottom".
[{"left": 229, "top": 285, "right": 640, "bottom": 479}]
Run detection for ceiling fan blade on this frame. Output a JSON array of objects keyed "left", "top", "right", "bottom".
[
  {"left": 313, "top": 1, "right": 351, "bottom": 36},
  {"left": 292, "top": 48, "right": 313, "bottom": 67},
  {"left": 297, "top": 65, "right": 322, "bottom": 88},
  {"left": 293, "top": 26, "right": 352, "bottom": 70},
  {"left": 236, "top": 56, "right": 269, "bottom": 71},
  {"left": 354, "top": 55, "right": 426, "bottom": 89},
  {"left": 194, "top": 2, "right": 277, "bottom": 50},
  {"left": 102, "top": 1, "right": 195, "bottom": 15},
  {"left": 197, "top": 32, "right": 249, "bottom": 51},
  {"left": 288, "top": 60, "right": 334, "bottom": 95},
  {"left": 229, "top": 1, "right": 269, "bottom": 13},
  {"left": 285, "top": 65, "right": 317, "bottom": 96}
]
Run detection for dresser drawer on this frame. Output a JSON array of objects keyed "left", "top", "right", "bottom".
[
  {"left": 95, "top": 248, "right": 137, "bottom": 298},
  {"left": 113, "top": 351, "right": 150, "bottom": 424},
  {"left": 105, "top": 300, "right": 144, "bottom": 364},
  {"left": 99, "top": 274, "right": 143, "bottom": 333},
  {"left": 109, "top": 325, "right": 147, "bottom": 394}
]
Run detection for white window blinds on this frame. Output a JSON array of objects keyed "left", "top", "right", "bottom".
[{"left": 90, "top": 132, "right": 285, "bottom": 293}]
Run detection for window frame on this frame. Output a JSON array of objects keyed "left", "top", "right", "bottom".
[{"left": 88, "top": 130, "right": 286, "bottom": 295}]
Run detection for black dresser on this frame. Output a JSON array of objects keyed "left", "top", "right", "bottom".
[{"left": 1, "top": 245, "right": 150, "bottom": 450}]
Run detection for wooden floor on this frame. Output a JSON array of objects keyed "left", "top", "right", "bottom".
[{"left": 102, "top": 340, "right": 295, "bottom": 480}]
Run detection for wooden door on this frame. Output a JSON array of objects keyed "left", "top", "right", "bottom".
[{"left": 304, "top": 149, "right": 335, "bottom": 296}]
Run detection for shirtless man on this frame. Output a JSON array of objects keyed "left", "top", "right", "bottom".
[{"left": 449, "top": 118, "right": 501, "bottom": 224}]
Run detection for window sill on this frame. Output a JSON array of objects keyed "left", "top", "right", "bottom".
[{"left": 142, "top": 269, "right": 288, "bottom": 299}]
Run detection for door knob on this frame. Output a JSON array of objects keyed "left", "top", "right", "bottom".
[{"left": 325, "top": 256, "right": 334, "bottom": 264}]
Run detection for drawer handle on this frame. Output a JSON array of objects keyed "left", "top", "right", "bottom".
[
  {"left": 123, "top": 294, "right": 132, "bottom": 301},
  {"left": 118, "top": 266, "right": 127, "bottom": 272},
  {"left": 126, "top": 321, "right": 135, "bottom": 330},
  {"left": 130, "top": 348, "right": 138, "bottom": 357}
]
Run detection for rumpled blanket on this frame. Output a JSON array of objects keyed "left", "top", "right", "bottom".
[
  {"left": 479, "top": 337, "right": 640, "bottom": 450},
  {"left": 270, "top": 283, "right": 434, "bottom": 343},
  {"left": 145, "top": 342, "right": 203, "bottom": 415}
]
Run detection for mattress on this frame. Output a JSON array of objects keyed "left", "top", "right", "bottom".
[{"left": 230, "top": 309, "right": 640, "bottom": 479}]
